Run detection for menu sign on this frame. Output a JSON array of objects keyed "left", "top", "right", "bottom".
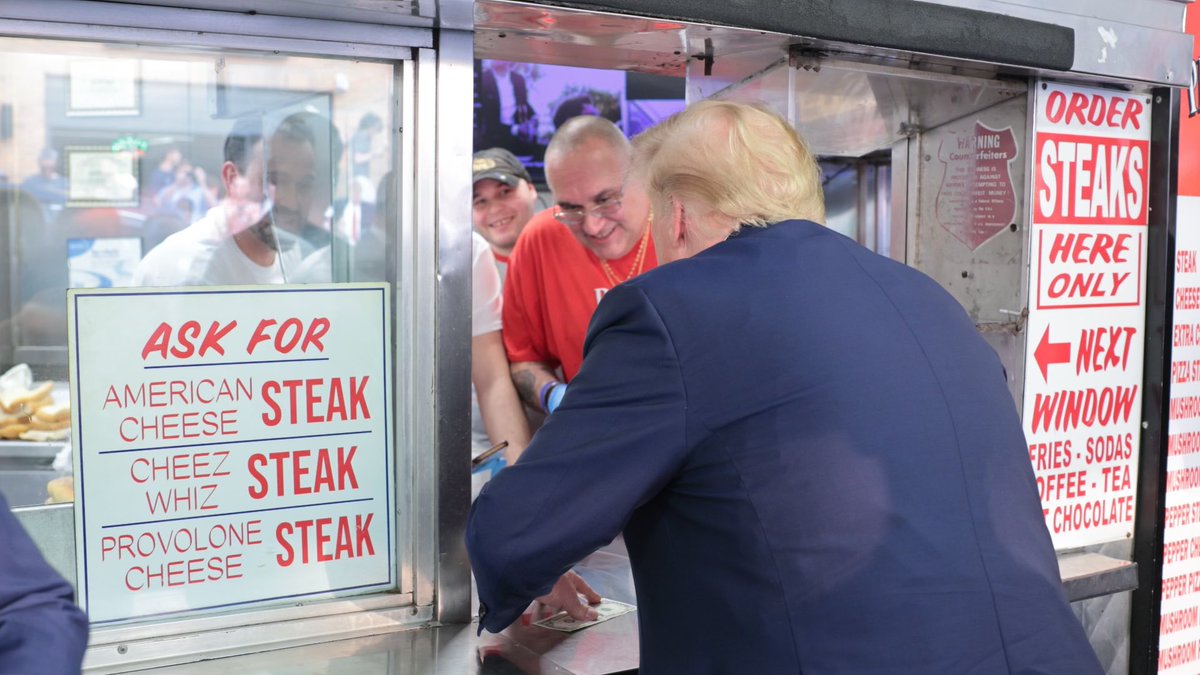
[
  {"left": 1022, "top": 81, "right": 1151, "bottom": 549},
  {"left": 1159, "top": 12, "right": 1200, "bottom": 670},
  {"left": 68, "top": 285, "right": 393, "bottom": 623}
]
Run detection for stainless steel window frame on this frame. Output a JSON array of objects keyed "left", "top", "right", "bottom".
[{"left": 0, "top": 4, "right": 476, "bottom": 671}]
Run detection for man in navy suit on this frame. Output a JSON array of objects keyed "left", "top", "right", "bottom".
[
  {"left": 467, "top": 101, "right": 1102, "bottom": 674},
  {"left": 0, "top": 491, "right": 89, "bottom": 673}
]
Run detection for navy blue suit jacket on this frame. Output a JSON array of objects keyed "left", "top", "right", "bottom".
[
  {"left": 0, "top": 492, "right": 89, "bottom": 673},
  {"left": 468, "top": 220, "right": 1102, "bottom": 674}
]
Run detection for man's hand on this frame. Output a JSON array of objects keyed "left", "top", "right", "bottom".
[{"left": 533, "top": 571, "right": 601, "bottom": 622}]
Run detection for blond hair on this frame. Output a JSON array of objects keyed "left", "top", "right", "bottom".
[{"left": 632, "top": 100, "right": 825, "bottom": 237}]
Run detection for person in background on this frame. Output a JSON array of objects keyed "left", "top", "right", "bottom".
[
  {"left": 471, "top": 230, "right": 531, "bottom": 469},
  {"left": 350, "top": 112, "right": 384, "bottom": 180},
  {"left": 133, "top": 116, "right": 307, "bottom": 286},
  {"left": 469, "top": 148, "right": 538, "bottom": 470},
  {"left": 471, "top": 148, "right": 538, "bottom": 279},
  {"left": 146, "top": 146, "right": 182, "bottom": 196},
  {"left": 154, "top": 161, "right": 214, "bottom": 224},
  {"left": 334, "top": 175, "right": 375, "bottom": 245},
  {"left": 20, "top": 148, "right": 67, "bottom": 224},
  {"left": 476, "top": 61, "right": 540, "bottom": 157},
  {"left": 290, "top": 168, "right": 531, "bottom": 470},
  {"left": 468, "top": 100, "right": 1104, "bottom": 674},
  {"left": 0, "top": 491, "right": 89, "bottom": 672},
  {"left": 502, "top": 115, "right": 656, "bottom": 417},
  {"left": 551, "top": 94, "right": 599, "bottom": 130}
]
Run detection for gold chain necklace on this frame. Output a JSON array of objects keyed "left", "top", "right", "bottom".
[{"left": 598, "top": 225, "right": 650, "bottom": 288}]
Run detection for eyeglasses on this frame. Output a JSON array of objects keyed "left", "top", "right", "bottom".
[{"left": 553, "top": 191, "right": 622, "bottom": 226}]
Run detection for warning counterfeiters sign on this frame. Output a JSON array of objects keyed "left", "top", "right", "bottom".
[{"left": 1021, "top": 81, "right": 1151, "bottom": 549}]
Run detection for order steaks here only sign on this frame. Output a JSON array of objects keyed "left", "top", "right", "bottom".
[
  {"left": 68, "top": 285, "right": 393, "bottom": 623},
  {"left": 1021, "top": 81, "right": 1151, "bottom": 549}
]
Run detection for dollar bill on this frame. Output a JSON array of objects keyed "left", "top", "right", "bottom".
[{"left": 533, "top": 598, "right": 636, "bottom": 632}]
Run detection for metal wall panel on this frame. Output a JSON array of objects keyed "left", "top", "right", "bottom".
[{"left": 432, "top": 29, "right": 476, "bottom": 624}]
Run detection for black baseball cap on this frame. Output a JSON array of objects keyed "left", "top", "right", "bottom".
[{"left": 473, "top": 148, "right": 533, "bottom": 186}]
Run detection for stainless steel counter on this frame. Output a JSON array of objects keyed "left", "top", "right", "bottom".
[
  {"left": 113, "top": 536, "right": 1131, "bottom": 674},
  {"left": 141, "top": 540, "right": 640, "bottom": 675}
]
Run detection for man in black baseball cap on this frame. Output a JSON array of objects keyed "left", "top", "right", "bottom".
[{"left": 472, "top": 148, "right": 538, "bottom": 271}]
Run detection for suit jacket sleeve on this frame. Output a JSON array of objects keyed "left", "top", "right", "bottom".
[
  {"left": 467, "top": 283, "right": 691, "bottom": 632},
  {"left": 0, "top": 493, "right": 89, "bottom": 673}
]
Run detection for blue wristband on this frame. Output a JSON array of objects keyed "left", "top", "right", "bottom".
[
  {"left": 538, "top": 381, "right": 558, "bottom": 413},
  {"left": 539, "top": 381, "right": 567, "bottom": 413},
  {"left": 546, "top": 383, "right": 567, "bottom": 413}
]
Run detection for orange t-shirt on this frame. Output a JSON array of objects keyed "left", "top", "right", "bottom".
[{"left": 502, "top": 208, "right": 657, "bottom": 381}]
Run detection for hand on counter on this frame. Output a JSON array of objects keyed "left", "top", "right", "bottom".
[{"left": 533, "top": 570, "right": 600, "bottom": 623}]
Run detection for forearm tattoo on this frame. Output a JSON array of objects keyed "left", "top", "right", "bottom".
[{"left": 513, "top": 368, "right": 539, "bottom": 409}]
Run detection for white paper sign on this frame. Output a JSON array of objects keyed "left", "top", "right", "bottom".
[
  {"left": 1160, "top": 196, "right": 1200, "bottom": 672},
  {"left": 68, "top": 284, "right": 394, "bottom": 624},
  {"left": 67, "top": 237, "right": 142, "bottom": 289},
  {"left": 1021, "top": 81, "right": 1151, "bottom": 549}
]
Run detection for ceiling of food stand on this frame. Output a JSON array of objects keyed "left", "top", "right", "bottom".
[
  {"left": 476, "top": 0, "right": 1025, "bottom": 158},
  {"left": 117, "top": 0, "right": 433, "bottom": 26}
]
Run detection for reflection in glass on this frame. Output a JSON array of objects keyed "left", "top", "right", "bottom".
[{"left": 0, "top": 37, "right": 396, "bottom": 507}]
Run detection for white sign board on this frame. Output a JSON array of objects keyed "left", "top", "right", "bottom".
[
  {"left": 68, "top": 284, "right": 394, "bottom": 624},
  {"left": 1161, "top": 197, "right": 1200, "bottom": 671},
  {"left": 1158, "top": 20, "right": 1200, "bottom": 665},
  {"left": 1022, "top": 81, "right": 1151, "bottom": 549}
]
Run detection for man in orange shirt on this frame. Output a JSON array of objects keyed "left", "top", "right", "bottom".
[{"left": 503, "top": 116, "right": 657, "bottom": 414}]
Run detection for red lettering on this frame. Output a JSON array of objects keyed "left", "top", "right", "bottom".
[
  {"left": 260, "top": 378, "right": 369, "bottom": 425},
  {"left": 302, "top": 317, "right": 330, "bottom": 352},
  {"left": 1065, "top": 92, "right": 1089, "bottom": 126},
  {"left": 246, "top": 318, "right": 331, "bottom": 355},
  {"left": 276, "top": 318, "right": 303, "bottom": 353},
  {"left": 273, "top": 514, "right": 374, "bottom": 566},
  {"left": 262, "top": 382, "right": 281, "bottom": 426},
  {"left": 246, "top": 319, "right": 277, "bottom": 356},
  {"left": 199, "top": 320, "right": 238, "bottom": 357},
  {"left": 170, "top": 321, "right": 201, "bottom": 358},
  {"left": 142, "top": 322, "right": 172, "bottom": 360},
  {"left": 1030, "top": 386, "right": 1139, "bottom": 432},
  {"left": 248, "top": 453, "right": 268, "bottom": 499},
  {"left": 1045, "top": 90, "right": 1144, "bottom": 131},
  {"left": 293, "top": 449, "right": 312, "bottom": 496},
  {"left": 1035, "top": 135, "right": 1149, "bottom": 225},
  {"left": 1045, "top": 90, "right": 1066, "bottom": 123},
  {"left": 276, "top": 522, "right": 295, "bottom": 566},
  {"left": 246, "top": 447, "right": 358, "bottom": 497},
  {"left": 141, "top": 320, "right": 237, "bottom": 360}
]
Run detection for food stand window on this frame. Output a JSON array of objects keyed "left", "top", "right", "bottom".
[{"left": 0, "top": 22, "right": 443, "bottom": 669}]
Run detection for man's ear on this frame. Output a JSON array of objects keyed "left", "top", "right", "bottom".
[
  {"left": 220, "top": 161, "right": 240, "bottom": 194},
  {"left": 670, "top": 196, "right": 688, "bottom": 247}
]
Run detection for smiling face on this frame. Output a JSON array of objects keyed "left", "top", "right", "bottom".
[
  {"left": 546, "top": 139, "right": 649, "bottom": 261},
  {"left": 472, "top": 177, "right": 537, "bottom": 257}
]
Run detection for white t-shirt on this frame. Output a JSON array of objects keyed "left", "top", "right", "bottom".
[
  {"left": 472, "top": 232, "right": 503, "bottom": 337},
  {"left": 134, "top": 206, "right": 303, "bottom": 287},
  {"left": 471, "top": 232, "right": 505, "bottom": 457}
]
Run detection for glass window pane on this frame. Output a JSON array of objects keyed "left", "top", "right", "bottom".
[{"left": 0, "top": 36, "right": 403, "bottom": 621}]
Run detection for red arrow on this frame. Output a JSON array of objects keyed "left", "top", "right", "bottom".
[{"left": 1034, "top": 326, "right": 1071, "bottom": 382}]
